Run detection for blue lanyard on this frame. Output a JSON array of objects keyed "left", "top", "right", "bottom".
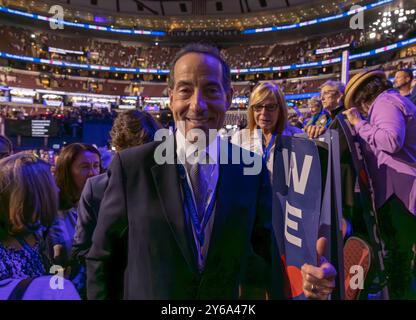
[
  {"left": 262, "top": 134, "right": 276, "bottom": 161},
  {"left": 178, "top": 164, "right": 217, "bottom": 248}
]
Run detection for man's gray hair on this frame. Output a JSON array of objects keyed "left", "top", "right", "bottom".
[
  {"left": 320, "top": 80, "right": 345, "bottom": 94},
  {"left": 168, "top": 43, "right": 231, "bottom": 92}
]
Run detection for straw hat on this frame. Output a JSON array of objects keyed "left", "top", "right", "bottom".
[{"left": 344, "top": 70, "right": 386, "bottom": 109}]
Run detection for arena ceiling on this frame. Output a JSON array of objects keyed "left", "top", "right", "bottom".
[
  {"left": 1, "top": 0, "right": 412, "bottom": 45},
  {"left": 5, "top": 0, "right": 374, "bottom": 30},
  {"left": 43, "top": 0, "right": 354, "bottom": 15}
]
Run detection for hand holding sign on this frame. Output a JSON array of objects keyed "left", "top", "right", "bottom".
[
  {"left": 301, "top": 237, "right": 337, "bottom": 300},
  {"left": 305, "top": 125, "right": 326, "bottom": 139}
]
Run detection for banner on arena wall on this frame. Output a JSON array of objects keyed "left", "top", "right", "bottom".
[
  {"left": 315, "top": 43, "right": 350, "bottom": 55},
  {"left": 48, "top": 47, "right": 84, "bottom": 56},
  {"left": 272, "top": 132, "right": 344, "bottom": 300}
]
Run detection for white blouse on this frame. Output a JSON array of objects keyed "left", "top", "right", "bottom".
[{"left": 231, "top": 125, "right": 303, "bottom": 176}]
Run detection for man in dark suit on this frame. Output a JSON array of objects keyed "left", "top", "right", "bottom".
[
  {"left": 73, "top": 110, "right": 161, "bottom": 262},
  {"left": 72, "top": 174, "right": 108, "bottom": 262},
  {"left": 86, "top": 44, "right": 336, "bottom": 300},
  {"left": 71, "top": 111, "right": 160, "bottom": 299}
]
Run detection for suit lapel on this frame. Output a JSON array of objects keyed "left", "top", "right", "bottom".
[{"left": 151, "top": 141, "right": 198, "bottom": 274}]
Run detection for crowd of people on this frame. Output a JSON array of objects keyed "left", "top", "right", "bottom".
[
  {"left": 222, "top": 30, "right": 363, "bottom": 69},
  {"left": 0, "top": 106, "right": 116, "bottom": 122},
  {"left": 0, "top": 43, "right": 415, "bottom": 300},
  {"left": 0, "top": 109, "right": 160, "bottom": 299},
  {"left": 2, "top": 17, "right": 413, "bottom": 73},
  {"left": 0, "top": 24, "right": 365, "bottom": 69}
]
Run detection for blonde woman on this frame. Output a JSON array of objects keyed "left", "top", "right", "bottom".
[{"left": 232, "top": 81, "right": 302, "bottom": 175}]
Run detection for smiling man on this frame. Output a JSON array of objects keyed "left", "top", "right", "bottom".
[
  {"left": 86, "top": 44, "right": 336, "bottom": 300},
  {"left": 168, "top": 49, "right": 232, "bottom": 142}
]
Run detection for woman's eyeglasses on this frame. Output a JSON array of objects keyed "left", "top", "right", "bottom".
[{"left": 251, "top": 104, "right": 278, "bottom": 112}]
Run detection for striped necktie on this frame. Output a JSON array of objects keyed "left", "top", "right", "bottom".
[{"left": 188, "top": 162, "right": 207, "bottom": 220}]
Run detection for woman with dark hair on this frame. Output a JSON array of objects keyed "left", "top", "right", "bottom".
[
  {"left": 47, "top": 143, "right": 103, "bottom": 267},
  {"left": 0, "top": 152, "right": 79, "bottom": 299},
  {"left": 343, "top": 70, "right": 416, "bottom": 299}
]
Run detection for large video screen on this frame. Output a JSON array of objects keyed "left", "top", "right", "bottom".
[{"left": 5, "top": 119, "right": 59, "bottom": 137}]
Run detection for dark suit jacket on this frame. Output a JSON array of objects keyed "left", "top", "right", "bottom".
[
  {"left": 72, "top": 173, "right": 108, "bottom": 262},
  {"left": 72, "top": 172, "right": 127, "bottom": 299},
  {"left": 86, "top": 137, "right": 284, "bottom": 300}
]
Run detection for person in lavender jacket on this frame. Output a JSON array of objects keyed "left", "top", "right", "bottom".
[{"left": 343, "top": 70, "right": 416, "bottom": 299}]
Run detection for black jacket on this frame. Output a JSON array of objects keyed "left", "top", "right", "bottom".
[{"left": 86, "top": 138, "right": 284, "bottom": 299}]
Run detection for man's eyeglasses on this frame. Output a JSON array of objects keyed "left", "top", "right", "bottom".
[
  {"left": 251, "top": 104, "right": 278, "bottom": 112},
  {"left": 320, "top": 90, "right": 338, "bottom": 97}
]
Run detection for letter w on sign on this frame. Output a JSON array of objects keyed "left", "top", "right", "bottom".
[
  {"left": 282, "top": 149, "right": 313, "bottom": 195},
  {"left": 272, "top": 136, "right": 322, "bottom": 299}
]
